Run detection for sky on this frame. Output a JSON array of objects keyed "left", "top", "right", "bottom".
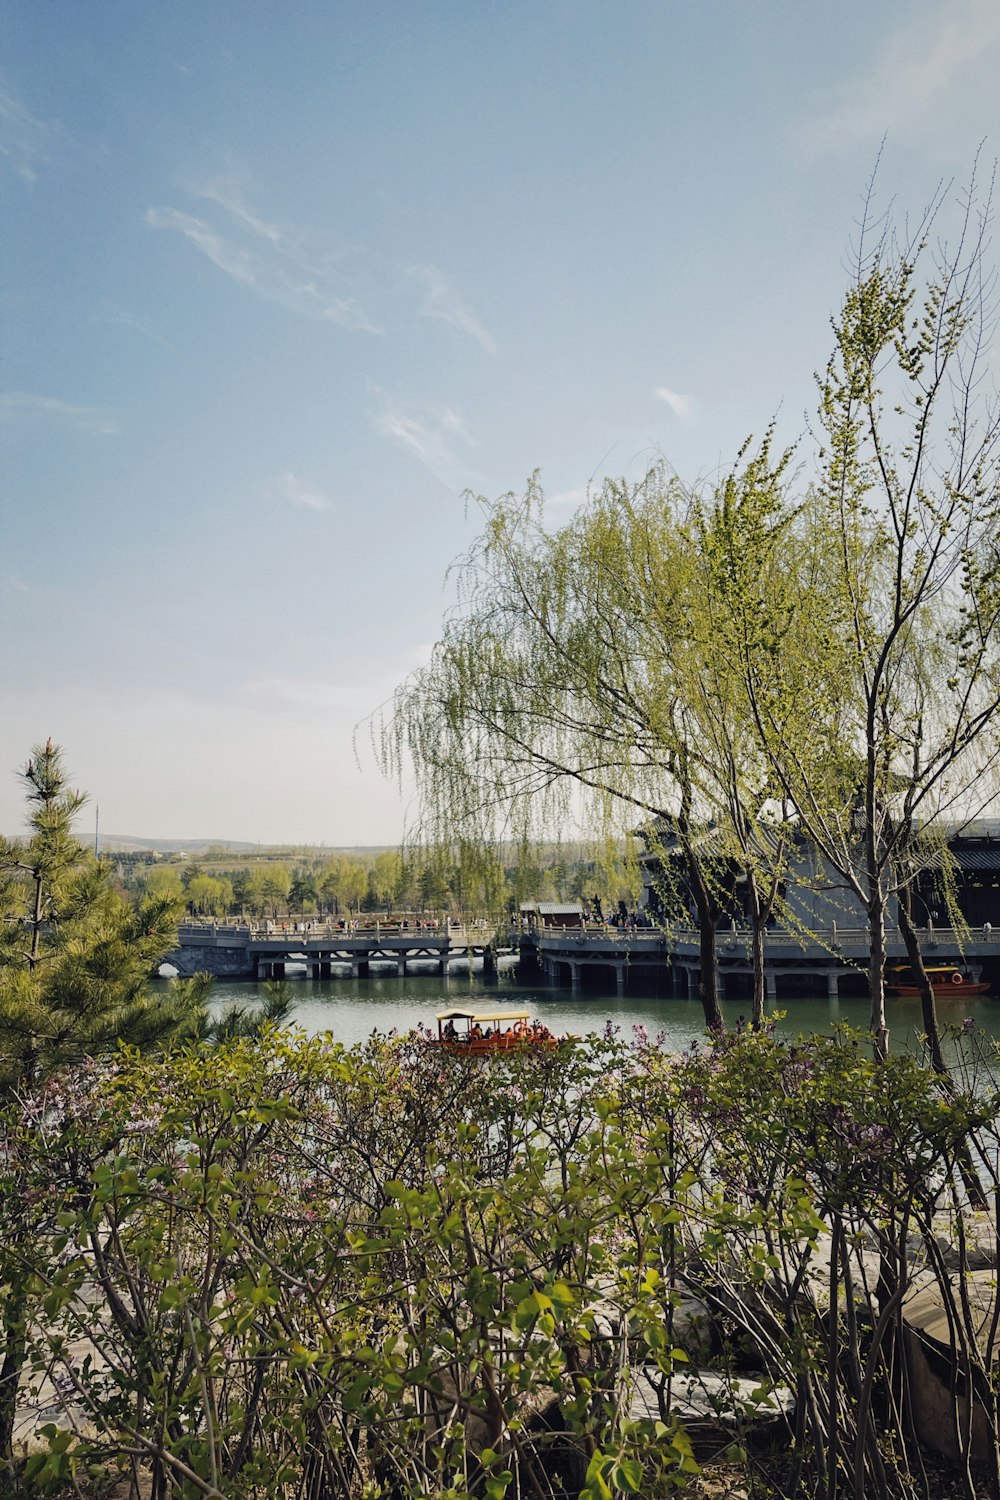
[{"left": 2, "top": 1, "right": 998, "bottom": 845}]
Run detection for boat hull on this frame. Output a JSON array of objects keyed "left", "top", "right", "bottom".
[
  {"left": 441, "top": 1036, "right": 557, "bottom": 1055},
  {"left": 887, "top": 981, "right": 991, "bottom": 999}
]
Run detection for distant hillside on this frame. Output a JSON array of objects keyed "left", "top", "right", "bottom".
[
  {"left": 99, "top": 835, "right": 396, "bottom": 856},
  {"left": 99, "top": 836, "right": 261, "bottom": 854}
]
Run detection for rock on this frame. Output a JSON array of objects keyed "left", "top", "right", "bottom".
[
  {"left": 931, "top": 1211, "right": 998, "bottom": 1272},
  {"left": 627, "top": 1364, "right": 794, "bottom": 1456},
  {"left": 902, "top": 1269, "right": 999, "bottom": 1463},
  {"left": 589, "top": 1282, "right": 718, "bottom": 1362}
]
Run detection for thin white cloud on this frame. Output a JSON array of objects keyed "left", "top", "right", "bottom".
[
  {"left": 373, "top": 398, "right": 481, "bottom": 491},
  {"left": 198, "top": 178, "right": 291, "bottom": 250},
  {"left": 0, "top": 392, "right": 118, "bottom": 435},
  {"left": 276, "top": 471, "right": 332, "bottom": 512},
  {"left": 409, "top": 264, "right": 498, "bottom": 354},
  {"left": 653, "top": 386, "right": 697, "bottom": 424},
  {"left": 801, "top": 0, "right": 1000, "bottom": 156},
  {"left": 148, "top": 175, "right": 499, "bottom": 354},
  {"left": 146, "top": 186, "right": 380, "bottom": 333},
  {"left": 0, "top": 78, "right": 50, "bottom": 184}
]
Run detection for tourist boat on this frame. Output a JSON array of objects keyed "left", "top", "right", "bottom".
[
  {"left": 434, "top": 1007, "right": 557, "bottom": 1053},
  {"left": 886, "top": 965, "right": 991, "bottom": 998}
]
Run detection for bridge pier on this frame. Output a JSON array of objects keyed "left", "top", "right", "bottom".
[
  {"left": 397, "top": 957, "right": 406, "bottom": 977},
  {"left": 614, "top": 960, "right": 626, "bottom": 995},
  {"left": 482, "top": 944, "right": 496, "bottom": 976},
  {"left": 826, "top": 970, "right": 840, "bottom": 999}
]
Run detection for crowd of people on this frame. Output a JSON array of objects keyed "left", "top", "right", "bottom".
[{"left": 581, "top": 897, "right": 655, "bottom": 929}]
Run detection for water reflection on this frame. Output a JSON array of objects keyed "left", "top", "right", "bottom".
[{"left": 153, "top": 965, "right": 1000, "bottom": 1063}]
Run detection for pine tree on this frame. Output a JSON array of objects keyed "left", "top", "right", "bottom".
[{"left": 0, "top": 740, "right": 202, "bottom": 1091}]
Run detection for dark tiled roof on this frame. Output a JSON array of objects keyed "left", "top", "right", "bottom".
[{"left": 950, "top": 845, "right": 1000, "bottom": 872}]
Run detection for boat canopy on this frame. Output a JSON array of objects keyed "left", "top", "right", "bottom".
[
  {"left": 888, "top": 964, "right": 963, "bottom": 979},
  {"left": 435, "top": 1007, "right": 532, "bottom": 1024}
]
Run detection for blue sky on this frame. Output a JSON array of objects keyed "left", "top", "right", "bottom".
[{"left": 2, "top": 1, "right": 998, "bottom": 844}]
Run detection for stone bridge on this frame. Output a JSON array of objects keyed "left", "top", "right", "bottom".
[
  {"left": 528, "top": 923, "right": 1000, "bottom": 999},
  {"left": 164, "top": 921, "right": 512, "bottom": 980}
]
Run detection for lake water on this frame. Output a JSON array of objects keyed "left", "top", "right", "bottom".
[{"left": 176, "top": 961, "right": 1000, "bottom": 1061}]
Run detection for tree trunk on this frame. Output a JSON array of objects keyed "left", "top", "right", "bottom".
[
  {"left": 897, "top": 887, "right": 946, "bottom": 1075},
  {"left": 0, "top": 1269, "right": 28, "bottom": 1468},
  {"left": 866, "top": 885, "right": 889, "bottom": 1063},
  {"left": 687, "top": 852, "right": 723, "bottom": 1033},
  {"left": 898, "top": 886, "right": 988, "bottom": 1209},
  {"left": 745, "top": 864, "right": 766, "bottom": 1030},
  {"left": 29, "top": 867, "right": 43, "bottom": 968},
  {"left": 675, "top": 754, "right": 724, "bottom": 1034}
]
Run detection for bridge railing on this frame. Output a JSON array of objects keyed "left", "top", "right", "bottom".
[
  {"left": 175, "top": 918, "right": 515, "bottom": 945},
  {"left": 178, "top": 917, "right": 449, "bottom": 935},
  {"left": 534, "top": 923, "right": 995, "bottom": 952}
]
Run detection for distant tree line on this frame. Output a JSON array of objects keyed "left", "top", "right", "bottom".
[{"left": 105, "top": 843, "right": 638, "bottom": 921}]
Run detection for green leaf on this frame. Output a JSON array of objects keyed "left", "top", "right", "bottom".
[{"left": 612, "top": 1457, "right": 643, "bottom": 1493}]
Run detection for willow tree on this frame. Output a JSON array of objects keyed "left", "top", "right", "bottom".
[
  {"left": 684, "top": 436, "right": 828, "bottom": 1027},
  {"left": 739, "top": 176, "right": 1000, "bottom": 1060},
  {"left": 594, "top": 443, "right": 819, "bottom": 1030},
  {"left": 380, "top": 471, "right": 742, "bottom": 1030}
]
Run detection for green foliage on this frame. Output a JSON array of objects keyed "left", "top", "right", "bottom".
[
  {"left": 4, "top": 1024, "right": 1000, "bottom": 1496},
  {"left": 0, "top": 743, "right": 211, "bottom": 1476},
  {"left": 186, "top": 872, "right": 234, "bottom": 916},
  {"left": 142, "top": 865, "right": 185, "bottom": 902},
  {"left": 318, "top": 853, "right": 368, "bottom": 914},
  {"left": 0, "top": 743, "right": 201, "bottom": 1093}
]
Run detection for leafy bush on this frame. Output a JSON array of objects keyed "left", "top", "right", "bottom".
[{"left": 2, "top": 1026, "right": 998, "bottom": 1498}]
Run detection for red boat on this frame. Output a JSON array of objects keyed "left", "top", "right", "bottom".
[
  {"left": 886, "top": 965, "right": 991, "bottom": 998},
  {"left": 435, "top": 1007, "right": 557, "bottom": 1054}
]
